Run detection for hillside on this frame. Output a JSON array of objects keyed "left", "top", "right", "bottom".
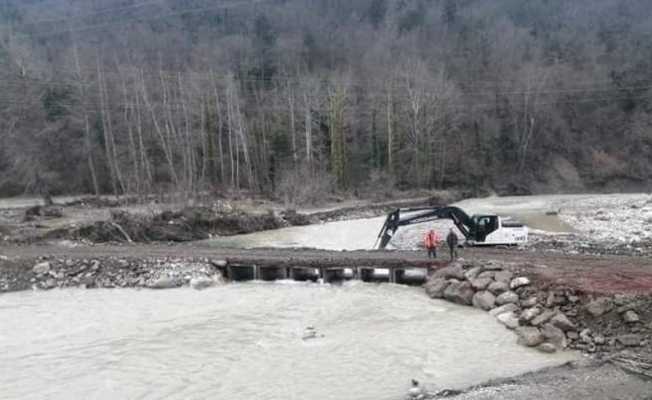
[{"left": 1, "top": 0, "right": 651, "bottom": 201}]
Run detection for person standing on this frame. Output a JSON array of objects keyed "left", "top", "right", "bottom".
[
  {"left": 423, "top": 229, "right": 440, "bottom": 258},
  {"left": 446, "top": 228, "right": 459, "bottom": 261}
]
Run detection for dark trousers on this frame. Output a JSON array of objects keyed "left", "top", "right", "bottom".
[
  {"left": 427, "top": 247, "right": 437, "bottom": 258},
  {"left": 448, "top": 245, "right": 458, "bottom": 260}
]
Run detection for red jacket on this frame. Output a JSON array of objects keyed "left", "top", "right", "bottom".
[{"left": 424, "top": 231, "right": 440, "bottom": 249}]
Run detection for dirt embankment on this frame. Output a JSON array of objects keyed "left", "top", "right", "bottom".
[
  {"left": 44, "top": 208, "right": 286, "bottom": 243},
  {"left": 0, "top": 190, "right": 467, "bottom": 244}
]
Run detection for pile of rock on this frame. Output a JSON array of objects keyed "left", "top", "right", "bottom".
[
  {"left": 21, "top": 257, "right": 224, "bottom": 292},
  {"left": 424, "top": 261, "right": 652, "bottom": 356},
  {"left": 525, "top": 232, "right": 652, "bottom": 258},
  {"left": 574, "top": 295, "right": 651, "bottom": 353},
  {"left": 424, "top": 261, "right": 578, "bottom": 354}
]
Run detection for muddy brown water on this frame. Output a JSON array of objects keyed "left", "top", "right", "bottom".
[{"left": 0, "top": 283, "right": 575, "bottom": 400}]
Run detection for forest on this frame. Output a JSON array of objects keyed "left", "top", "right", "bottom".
[{"left": 1, "top": 0, "right": 651, "bottom": 203}]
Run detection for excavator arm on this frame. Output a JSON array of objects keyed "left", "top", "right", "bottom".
[{"left": 375, "top": 206, "right": 475, "bottom": 249}]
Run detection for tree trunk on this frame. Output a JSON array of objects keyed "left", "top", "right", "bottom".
[{"left": 71, "top": 36, "right": 100, "bottom": 196}]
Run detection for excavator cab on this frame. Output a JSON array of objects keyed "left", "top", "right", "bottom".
[{"left": 472, "top": 215, "right": 499, "bottom": 242}]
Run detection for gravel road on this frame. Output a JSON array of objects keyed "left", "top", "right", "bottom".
[{"left": 2, "top": 243, "right": 652, "bottom": 295}]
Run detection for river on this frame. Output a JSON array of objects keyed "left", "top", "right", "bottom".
[
  {"left": 205, "top": 194, "right": 589, "bottom": 251},
  {"left": 0, "top": 283, "right": 575, "bottom": 400}
]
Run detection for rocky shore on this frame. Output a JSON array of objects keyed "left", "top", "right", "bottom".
[
  {"left": 424, "top": 260, "right": 652, "bottom": 359},
  {"left": 0, "top": 256, "right": 226, "bottom": 292}
]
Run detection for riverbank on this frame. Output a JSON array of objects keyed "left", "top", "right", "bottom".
[
  {"left": 424, "top": 259, "right": 652, "bottom": 357},
  {"left": 0, "top": 190, "right": 464, "bottom": 244},
  {"left": 426, "top": 357, "right": 652, "bottom": 399}
]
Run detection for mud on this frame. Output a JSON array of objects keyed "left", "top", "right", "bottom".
[{"left": 32, "top": 208, "right": 287, "bottom": 243}]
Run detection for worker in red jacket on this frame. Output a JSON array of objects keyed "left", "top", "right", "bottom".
[{"left": 423, "top": 229, "right": 440, "bottom": 258}]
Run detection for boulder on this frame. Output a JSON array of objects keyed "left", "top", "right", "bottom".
[
  {"left": 516, "top": 327, "right": 545, "bottom": 347},
  {"left": 585, "top": 298, "right": 612, "bottom": 317},
  {"left": 487, "top": 281, "right": 509, "bottom": 295},
  {"left": 541, "top": 323, "right": 567, "bottom": 349},
  {"left": 464, "top": 266, "right": 484, "bottom": 280},
  {"left": 407, "top": 385, "right": 424, "bottom": 399},
  {"left": 497, "top": 312, "right": 520, "bottom": 329},
  {"left": 489, "top": 303, "right": 519, "bottom": 317},
  {"left": 494, "top": 270, "right": 514, "bottom": 283},
  {"left": 613, "top": 294, "right": 634, "bottom": 306},
  {"left": 495, "top": 291, "right": 519, "bottom": 306},
  {"left": 424, "top": 278, "right": 450, "bottom": 299},
  {"left": 33, "top": 261, "right": 51, "bottom": 275},
  {"left": 616, "top": 300, "right": 643, "bottom": 314},
  {"left": 566, "top": 331, "right": 579, "bottom": 340},
  {"left": 443, "top": 280, "right": 475, "bottom": 305},
  {"left": 472, "top": 291, "right": 496, "bottom": 311},
  {"left": 510, "top": 277, "right": 531, "bottom": 290},
  {"left": 211, "top": 259, "right": 228, "bottom": 268},
  {"left": 579, "top": 328, "right": 593, "bottom": 344},
  {"left": 520, "top": 307, "right": 541, "bottom": 323},
  {"left": 482, "top": 261, "right": 505, "bottom": 271},
  {"left": 623, "top": 310, "right": 640, "bottom": 323},
  {"left": 617, "top": 334, "right": 642, "bottom": 347},
  {"left": 531, "top": 310, "right": 556, "bottom": 326},
  {"left": 477, "top": 271, "right": 496, "bottom": 280},
  {"left": 521, "top": 296, "right": 538, "bottom": 308},
  {"left": 148, "top": 276, "right": 182, "bottom": 289},
  {"left": 470, "top": 277, "right": 493, "bottom": 290},
  {"left": 79, "top": 276, "right": 95, "bottom": 288},
  {"left": 593, "top": 335, "right": 606, "bottom": 345},
  {"left": 550, "top": 313, "right": 576, "bottom": 331},
  {"left": 190, "top": 276, "right": 214, "bottom": 290},
  {"left": 537, "top": 343, "right": 557, "bottom": 353},
  {"left": 41, "top": 278, "right": 57, "bottom": 290},
  {"left": 545, "top": 292, "right": 556, "bottom": 307},
  {"left": 432, "top": 264, "right": 466, "bottom": 280}
]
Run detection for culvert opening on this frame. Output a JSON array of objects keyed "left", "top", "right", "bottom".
[
  {"left": 260, "top": 267, "right": 288, "bottom": 281},
  {"left": 229, "top": 265, "right": 255, "bottom": 281},
  {"left": 324, "top": 268, "right": 352, "bottom": 284},
  {"left": 359, "top": 268, "right": 390, "bottom": 283},
  {"left": 291, "top": 267, "right": 319, "bottom": 282},
  {"left": 398, "top": 269, "right": 428, "bottom": 286}
]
